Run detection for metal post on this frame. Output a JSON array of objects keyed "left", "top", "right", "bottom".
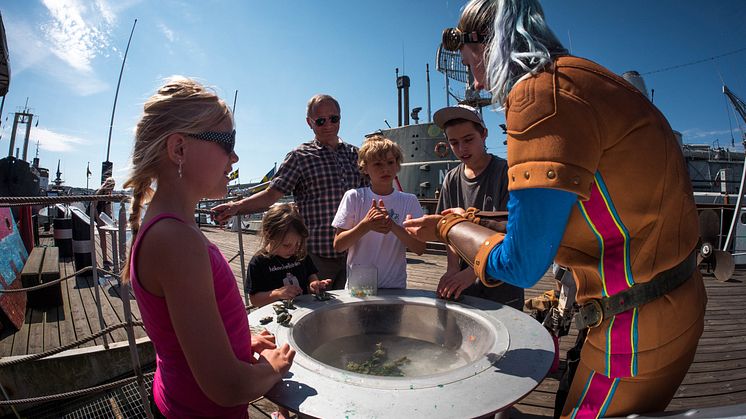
[
  {"left": 7, "top": 112, "right": 18, "bottom": 157},
  {"left": 724, "top": 152, "right": 746, "bottom": 252},
  {"left": 89, "top": 199, "right": 109, "bottom": 349},
  {"left": 104, "top": 19, "right": 137, "bottom": 184},
  {"left": 21, "top": 113, "right": 32, "bottom": 162},
  {"left": 120, "top": 279, "right": 152, "bottom": 419},
  {"left": 235, "top": 214, "right": 248, "bottom": 305},
  {"left": 118, "top": 201, "right": 127, "bottom": 273},
  {"left": 445, "top": 72, "right": 450, "bottom": 107},
  {"left": 426, "top": 64, "right": 432, "bottom": 123}
]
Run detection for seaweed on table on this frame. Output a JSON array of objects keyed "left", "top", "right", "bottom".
[{"left": 345, "top": 343, "right": 410, "bottom": 377}]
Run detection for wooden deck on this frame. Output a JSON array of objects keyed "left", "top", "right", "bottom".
[
  {"left": 0, "top": 232, "right": 148, "bottom": 358},
  {"left": 3, "top": 225, "right": 746, "bottom": 417}
]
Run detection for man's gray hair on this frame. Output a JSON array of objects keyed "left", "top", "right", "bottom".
[{"left": 306, "top": 94, "right": 341, "bottom": 117}]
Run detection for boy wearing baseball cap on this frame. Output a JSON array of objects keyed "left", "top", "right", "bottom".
[{"left": 433, "top": 104, "right": 524, "bottom": 309}]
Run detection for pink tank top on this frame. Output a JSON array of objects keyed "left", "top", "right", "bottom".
[{"left": 131, "top": 213, "right": 252, "bottom": 418}]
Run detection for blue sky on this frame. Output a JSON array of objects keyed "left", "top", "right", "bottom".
[{"left": 2, "top": 0, "right": 746, "bottom": 189}]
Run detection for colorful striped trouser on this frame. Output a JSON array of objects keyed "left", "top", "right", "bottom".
[{"left": 560, "top": 344, "right": 696, "bottom": 418}]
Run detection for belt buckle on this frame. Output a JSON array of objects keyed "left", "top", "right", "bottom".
[{"left": 577, "top": 299, "right": 604, "bottom": 329}]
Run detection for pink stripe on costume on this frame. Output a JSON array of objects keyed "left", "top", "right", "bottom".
[
  {"left": 579, "top": 182, "right": 627, "bottom": 296},
  {"left": 571, "top": 371, "right": 619, "bottom": 419},
  {"left": 579, "top": 174, "right": 638, "bottom": 378}
]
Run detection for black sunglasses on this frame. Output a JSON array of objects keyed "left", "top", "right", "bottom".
[
  {"left": 441, "top": 27, "right": 486, "bottom": 51},
  {"left": 313, "top": 115, "right": 340, "bottom": 127},
  {"left": 188, "top": 129, "right": 235, "bottom": 155}
]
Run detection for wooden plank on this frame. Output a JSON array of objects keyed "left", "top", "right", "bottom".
[
  {"left": 20, "top": 247, "right": 44, "bottom": 279},
  {"left": 104, "top": 277, "right": 148, "bottom": 340},
  {"left": 10, "top": 309, "right": 31, "bottom": 356},
  {"left": 0, "top": 323, "right": 15, "bottom": 357},
  {"left": 57, "top": 255, "right": 78, "bottom": 350},
  {"left": 92, "top": 276, "right": 128, "bottom": 343},
  {"left": 42, "top": 302, "right": 61, "bottom": 352},
  {"left": 26, "top": 308, "right": 44, "bottom": 354},
  {"left": 66, "top": 259, "right": 97, "bottom": 348},
  {"left": 76, "top": 276, "right": 104, "bottom": 346},
  {"left": 38, "top": 246, "right": 63, "bottom": 307}
]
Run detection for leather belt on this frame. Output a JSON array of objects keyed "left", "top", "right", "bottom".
[{"left": 575, "top": 249, "right": 697, "bottom": 330}]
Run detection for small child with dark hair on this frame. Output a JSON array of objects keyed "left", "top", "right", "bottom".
[{"left": 247, "top": 203, "right": 332, "bottom": 307}]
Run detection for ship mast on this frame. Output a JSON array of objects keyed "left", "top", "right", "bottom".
[{"left": 721, "top": 85, "right": 746, "bottom": 253}]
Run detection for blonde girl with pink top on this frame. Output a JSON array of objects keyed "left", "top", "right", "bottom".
[{"left": 122, "top": 76, "right": 294, "bottom": 418}]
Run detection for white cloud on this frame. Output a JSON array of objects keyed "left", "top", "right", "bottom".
[
  {"left": 158, "top": 23, "right": 176, "bottom": 43},
  {"left": 41, "top": 0, "right": 114, "bottom": 72},
  {"left": 4, "top": 4, "right": 113, "bottom": 95},
  {"left": 94, "top": 0, "right": 117, "bottom": 25},
  {"left": 33, "top": 127, "right": 89, "bottom": 152}
]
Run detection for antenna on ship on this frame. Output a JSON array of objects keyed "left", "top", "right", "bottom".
[
  {"left": 426, "top": 64, "right": 432, "bottom": 123},
  {"left": 435, "top": 44, "right": 491, "bottom": 108},
  {"left": 103, "top": 18, "right": 137, "bottom": 184}
]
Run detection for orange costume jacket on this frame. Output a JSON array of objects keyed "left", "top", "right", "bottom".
[{"left": 504, "top": 56, "right": 706, "bottom": 379}]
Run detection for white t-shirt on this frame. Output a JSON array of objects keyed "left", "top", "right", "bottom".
[{"left": 332, "top": 187, "right": 424, "bottom": 289}]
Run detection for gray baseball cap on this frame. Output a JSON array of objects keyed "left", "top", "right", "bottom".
[{"left": 433, "top": 104, "right": 485, "bottom": 129}]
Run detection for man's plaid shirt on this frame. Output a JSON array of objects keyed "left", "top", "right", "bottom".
[{"left": 270, "top": 138, "right": 367, "bottom": 258}]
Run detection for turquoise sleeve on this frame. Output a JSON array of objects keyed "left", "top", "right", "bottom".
[{"left": 484, "top": 188, "right": 577, "bottom": 288}]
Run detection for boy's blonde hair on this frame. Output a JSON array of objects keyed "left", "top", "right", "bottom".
[
  {"left": 257, "top": 203, "right": 308, "bottom": 259},
  {"left": 357, "top": 134, "right": 403, "bottom": 173},
  {"left": 121, "top": 76, "right": 232, "bottom": 283}
]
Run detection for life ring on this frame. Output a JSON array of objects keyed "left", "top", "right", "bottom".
[{"left": 434, "top": 141, "right": 450, "bottom": 158}]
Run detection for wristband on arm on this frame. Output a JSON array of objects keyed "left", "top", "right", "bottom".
[{"left": 437, "top": 213, "right": 505, "bottom": 287}]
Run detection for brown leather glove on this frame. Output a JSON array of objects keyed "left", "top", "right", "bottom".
[
  {"left": 436, "top": 213, "right": 505, "bottom": 287},
  {"left": 464, "top": 207, "right": 508, "bottom": 233}
]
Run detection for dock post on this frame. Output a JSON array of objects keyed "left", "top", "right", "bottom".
[
  {"left": 89, "top": 200, "right": 109, "bottom": 350},
  {"left": 235, "top": 214, "right": 248, "bottom": 306}
]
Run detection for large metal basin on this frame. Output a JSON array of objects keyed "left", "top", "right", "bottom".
[{"left": 250, "top": 289, "right": 553, "bottom": 418}]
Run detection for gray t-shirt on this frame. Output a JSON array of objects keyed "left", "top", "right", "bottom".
[
  {"left": 436, "top": 154, "right": 524, "bottom": 310},
  {"left": 436, "top": 154, "right": 509, "bottom": 214}
]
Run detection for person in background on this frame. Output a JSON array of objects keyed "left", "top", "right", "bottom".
[
  {"left": 122, "top": 76, "right": 294, "bottom": 418},
  {"left": 432, "top": 104, "right": 523, "bottom": 309},
  {"left": 247, "top": 203, "right": 332, "bottom": 307},
  {"left": 212, "top": 94, "right": 367, "bottom": 290},
  {"left": 93, "top": 177, "right": 116, "bottom": 268},
  {"left": 332, "top": 135, "right": 425, "bottom": 290},
  {"left": 403, "top": 0, "right": 706, "bottom": 417}
]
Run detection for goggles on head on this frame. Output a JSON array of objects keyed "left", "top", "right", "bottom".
[
  {"left": 441, "top": 27, "right": 486, "bottom": 51},
  {"left": 188, "top": 129, "right": 235, "bottom": 155}
]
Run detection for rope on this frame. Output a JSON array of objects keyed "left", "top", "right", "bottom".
[
  {"left": 0, "top": 321, "right": 144, "bottom": 368},
  {"left": 0, "top": 267, "right": 120, "bottom": 293},
  {"left": 641, "top": 46, "right": 746, "bottom": 76},
  {"left": 0, "top": 194, "right": 130, "bottom": 207},
  {"left": 0, "top": 372, "right": 155, "bottom": 406}
]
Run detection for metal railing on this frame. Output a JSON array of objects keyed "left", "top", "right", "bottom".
[{"left": 0, "top": 194, "right": 152, "bottom": 419}]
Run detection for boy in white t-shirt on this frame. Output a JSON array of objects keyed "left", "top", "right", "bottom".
[{"left": 332, "top": 135, "right": 426, "bottom": 288}]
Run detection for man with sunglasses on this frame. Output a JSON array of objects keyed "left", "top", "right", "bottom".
[{"left": 213, "top": 94, "right": 366, "bottom": 290}]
